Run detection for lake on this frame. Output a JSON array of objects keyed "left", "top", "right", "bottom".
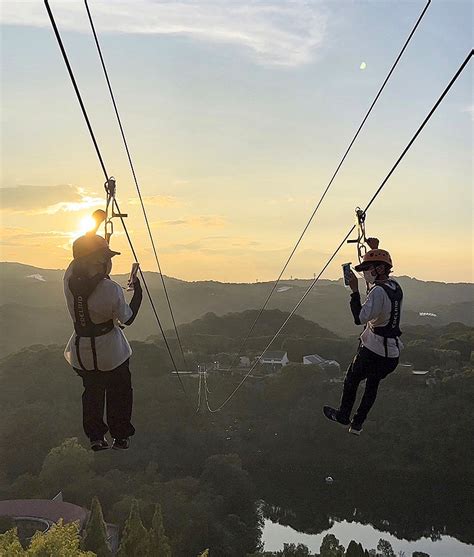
[{"left": 263, "top": 519, "right": 474, "bottom": 556}]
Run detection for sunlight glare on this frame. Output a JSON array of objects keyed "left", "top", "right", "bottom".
[{"left": 71, "top": 215, "right": 97, "bottom": 241}]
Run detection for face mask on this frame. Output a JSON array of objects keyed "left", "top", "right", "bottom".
[{"left": 363, "top": 269, "right": 376, "bottom": 284}]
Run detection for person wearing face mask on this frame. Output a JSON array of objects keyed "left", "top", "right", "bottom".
[
  {"left": 323, "top": 238, "right": 403, "bottom": 435},
  {"left": 63, "top": 233, "right": 142, "bottom": 451}
]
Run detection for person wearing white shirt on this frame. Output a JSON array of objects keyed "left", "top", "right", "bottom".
[
  {"left": 324, "top": 239, "right": 403, "bottom": 435},
  {"left": 64, "top": 234, "right": 142, "bottom": 451}
]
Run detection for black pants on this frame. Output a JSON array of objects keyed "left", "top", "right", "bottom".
[
  {"left": 74, "top": 359, "right": 135, "bottom": 441},
  {"left": 339, "top": 346, "right": 398, "bottom": 425}
]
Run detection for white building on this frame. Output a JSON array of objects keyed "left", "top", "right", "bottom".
[
  {"left": 303, "top": 354, "right": 341, "bottom": 375},
  {"left": 260, "top": 350, "right": 289, "bottom": 368}
]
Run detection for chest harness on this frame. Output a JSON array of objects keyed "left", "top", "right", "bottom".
[
  {"left": 69, "top": 273, "right": 114, "bottom": 372},
  {"left": 371, "top": 281, "right": 403, "bottom": 357}
]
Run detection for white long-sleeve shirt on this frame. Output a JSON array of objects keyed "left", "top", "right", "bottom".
[
  {"left": 63, "top": 262, "right": 133, "bottom": 371},
  {"left": 357, "top": 280, "right": 403, "bottom": 358}
]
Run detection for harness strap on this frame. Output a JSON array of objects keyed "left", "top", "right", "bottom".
[
  {"left": 90, "top": 336, "right": 99, "bottom": 372},
  {"left": 75, "top": 336, "right": 87, "bottom": 371},
  {"left": 70, "top": 273, "right": 113, "bottom": 371}
]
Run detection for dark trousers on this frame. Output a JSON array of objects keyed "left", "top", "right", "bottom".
[
  {"left": 74, "top": 359, "right": 135, "bottom": 441},
  {"left": 339, "top": 346, "right": 398, "bottom": 425}
]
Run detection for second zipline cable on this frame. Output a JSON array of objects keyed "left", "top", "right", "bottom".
[
  {"left": 224, "top": 0, "right": 432, "bottom": 374},
  {"left": 83, "top": 0, "right": 189, "bottom": 371},
  {"left": 44, "top": 0, "right": 188, "bottom": 397},
  {"left": 204, "top": 49, "right": 473, "bottom": 412}
]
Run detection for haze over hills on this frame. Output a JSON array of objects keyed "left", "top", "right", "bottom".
[{"left": 0, "top": 261, "right": 473, "bottom": 358}]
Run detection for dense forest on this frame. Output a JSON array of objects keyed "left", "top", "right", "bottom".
[{"left": 0, "top": 309, "right": 472, "bottom": 555}]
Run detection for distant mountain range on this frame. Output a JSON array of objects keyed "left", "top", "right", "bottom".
[{"left": 0, "top": 261, "right": 472, "bottom": 358}]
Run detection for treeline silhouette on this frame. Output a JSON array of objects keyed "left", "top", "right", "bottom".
[{"left": 0, "top": 312, "right": 472, "bottom": 554}]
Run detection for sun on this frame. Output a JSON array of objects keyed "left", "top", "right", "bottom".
[{"left": 71, "top": 215, "right": 97, "bottom": 240}]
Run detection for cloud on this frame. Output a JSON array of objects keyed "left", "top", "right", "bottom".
[
  {"left": 128, "top": 195, "right": 182, "bottom": 208},
  {"left": 160, "top": 234, "right": 262, "bottom": 255},
  {"left": 0, "top": 184, "right": 103, "bottom": 214},
  {"left": 1, "top": 1, "right": 328, "bottom": 67},
  {"left": 0, "top": 226, "right": 71, "bottom": 247},
  {"left": 156, "top": 215, "right": 227, "bottom": 227}
]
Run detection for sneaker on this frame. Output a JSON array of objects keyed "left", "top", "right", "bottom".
[
  {"left": 112, "top": 438, "right": 130, "bottom": 451},
  {"left": 90, "top": 437, "right": 109, "bottom": 452},
  {"left": 323, "top": 406, "right": 350, "bottom": 426},
  {"left": 349, "top": 421, "right": 363, "bottom": 436}
]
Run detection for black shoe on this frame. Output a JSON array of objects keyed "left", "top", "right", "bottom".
[
  {"left": 90, "top": 437, "right": 109, "bottom": 452},
  {"left": 323, "top": 406, "right": 350, "bottom": 426},
  {"left": 112, "top": 438, "right": 130, "bottom": 451},
  {"left": 349, "top": 421, "right": 363, "bottom": 436}
]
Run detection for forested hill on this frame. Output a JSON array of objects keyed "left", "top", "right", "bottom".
[
  {"left": 0, "top": 339, "right": 472, "bottom": 555},
  {"left": 178, "top": 309, "right": 338, "bottom": 342},
  {"left": 0, "top": 261, "right": 473, "bottom": 358}
]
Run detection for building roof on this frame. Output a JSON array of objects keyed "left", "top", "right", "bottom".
[
  {"left": 303, "top": 354, "right": 339, "bottom": 366},
  {"left": 0, "top": 500, "right": 88, "bottom": 528},
  {"left": 261, "top": 350, "right": 287, "bottom": 360}
]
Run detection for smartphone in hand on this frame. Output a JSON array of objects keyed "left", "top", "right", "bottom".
[
  {"left": 342, "top": 262, "right": 354, "bottom": 287},
  {"left": 126, "top": 262, "right": 140, "bottom": 291}
]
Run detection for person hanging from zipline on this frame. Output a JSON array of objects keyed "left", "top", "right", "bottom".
[
  {"left": 63, "top": 232, "right": 142, "bottom": 451},
  {"left": 323, "top": 238, "right": 403, "bottom": 435}
]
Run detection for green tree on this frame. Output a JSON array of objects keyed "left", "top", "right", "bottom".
[
  {"left": 117, "top": 499, "right": 149, "bottom": 557},
  {"left": 82, "top": 496, "right": 111, "bottom": 557},
  {"left": 39, "top": 438, "right": 94, "bottom": 495},
  {"left": 0, "top": 528, "right": 25, "bottom": 556},
  {"left": 320, "top": 533, "right": 345, "bottom": 557},
  {"left": 346, "top": 540, "right": 365, "bottom": 557},
  {"left": 147, "top": 503, "right": 171, "bottom": 557},
  {"left": 0, "top": 516, "right": 16, "bottom": 534},
  {"left": 28, "top": 520, "right": 95, "bottom": 556},
  {"left": 377, "top": 539, "right": 396, "bottom": 557},
  {"left": 281, "top": 542, "right": 312, "bottom": 556}
]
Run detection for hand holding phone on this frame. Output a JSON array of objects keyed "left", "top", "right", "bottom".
[
  {"left": 342, "top": 263, "right": 354, "bottom": 286},
  {"left": 342, "top": 263, "right": 359, "bottom": 292},
  {"left": 126, "top": 262, "right": 140, "bottom": 291}
]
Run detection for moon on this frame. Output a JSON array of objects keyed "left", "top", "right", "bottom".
[{"left": 360, "top": 62, "right": 367, "bottom": 70}]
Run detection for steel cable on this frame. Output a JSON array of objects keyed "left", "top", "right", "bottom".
[
  {"left": 83, "top": 0, "right": 188, "bottom": 370},
  {"left": 204, "top": 49, "right": 473, "bottom": 412},
  {"left": 224, "top": 0, "right": 432, "bottom": 375},
  {"left": 44, "top": 0, "right": 188, "bottom": 397}
]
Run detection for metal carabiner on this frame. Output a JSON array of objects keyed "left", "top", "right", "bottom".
[{"left": 347, "top": 207, "right": 368, "bottom": 263}]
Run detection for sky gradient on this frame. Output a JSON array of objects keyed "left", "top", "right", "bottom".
[{"left": 1, "top": 0, "right": 472, "bottom": 283}]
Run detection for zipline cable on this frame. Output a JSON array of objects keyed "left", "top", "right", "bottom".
[
  {"left": 83, "top": 0, "right": 188, "bottom": 370},
  {"left": 225, "top": 0, "right": 432, "bottom": 373},
  {"left": 44, "top": 0, "right": 188, "bottom": 397},
  {"left": 204, "top": 49, "right": 473, "bottom": 412}
]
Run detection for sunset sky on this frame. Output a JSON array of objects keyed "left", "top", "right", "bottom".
[{"left": 1, "top": 0, "right": 472, "bottom": 283}]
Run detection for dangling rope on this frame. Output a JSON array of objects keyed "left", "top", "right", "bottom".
[
  {"left": 222, "top": 0, "right": 432, "bottom": 376},
  {"left": 44, "top": 0, "right": 188, "bottom": 397},
  {"left": 83, "top": 0, "right": 188, "bottom": 371},
  {"left": 204, "top": 50, "right": 473, "bottom": 412}
]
